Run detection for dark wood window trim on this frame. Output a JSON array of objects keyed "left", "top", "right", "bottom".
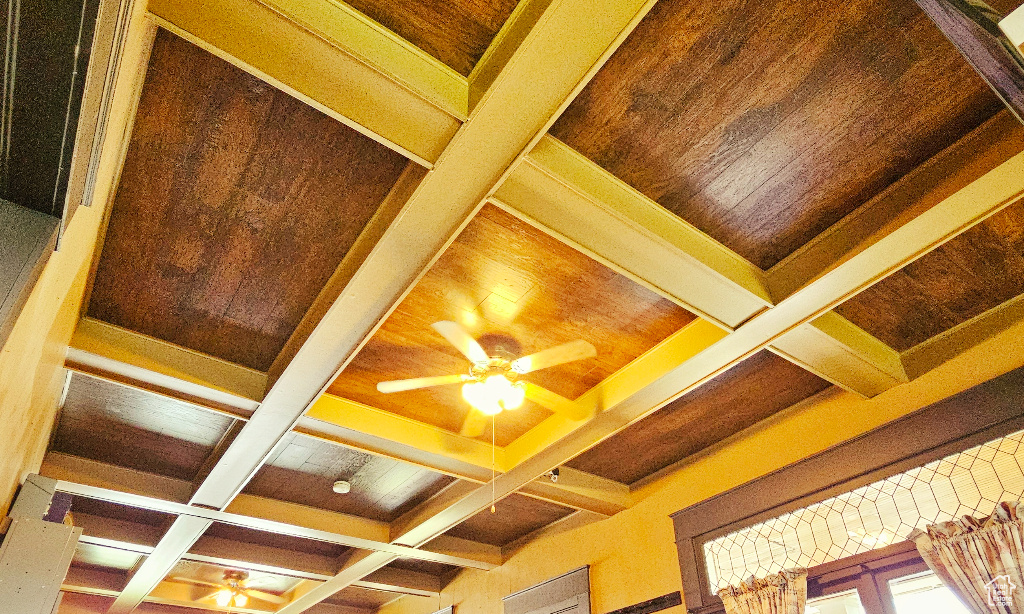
[{"left": 672, "top": 365, "right": 1024, "bottom": 612}]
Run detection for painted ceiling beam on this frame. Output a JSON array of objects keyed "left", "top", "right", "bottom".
[
  {"left": 385, "top": 146, "right": 1024, "bottom": 556},
  {"left": 146, "top": 0, "right": 464, "bottom": 166},
  {"left": 72, "top": 512, "right": 442, "bottom": 596},
  {"left": 915, "top": 0, "right": 1024, "bottom": 123},
  {"left": 498, "top": 136, "right": 905, "bottom": 399},
  {"left": 39, "top": 452, "right": 500, "bottom": 571},
  {"left": 67, "top": 317, "right": 264, "bottom": 415}
]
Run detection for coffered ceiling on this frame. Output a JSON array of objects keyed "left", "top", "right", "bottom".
[{"left": 42, "top": 0, "right": 1024, "bottom": 611}]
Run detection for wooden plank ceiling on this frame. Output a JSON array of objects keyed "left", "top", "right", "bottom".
[
  {"left": 243, "top": 432, "right": 455, "bottom": 522},
  {"left": 344, "top": 0, "right": 520, "bottom": 76},
  {"left": 566, "top": 351, "right": 833, "bottom": 484},
  {"left": 550, "top": 0, "right": 1017, "bottom": 269},
  {"left": 836, "top": 197, "right": 1024, "bottom": 351},
  {"left": 444, "top": 493, "right": 574, "bottom": 547},
  {"left": 87, "top": 29, "right": 409, "bottom": 371},
  {"left": 329, "top": 204, "right": 696, "bottom": 445},
  {"left": 53, "top": 374, "right": 237, "bottom": 481}
]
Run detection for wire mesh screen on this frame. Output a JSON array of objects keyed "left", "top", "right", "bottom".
[{"left": 703, "top": 429, "right": 1024, "bottom": 591}]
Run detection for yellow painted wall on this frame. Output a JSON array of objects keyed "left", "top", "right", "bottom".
[
  {"left": 0, "top": 0, "right": 152, "bottom": 519},
  {"left": 380, "top": 317, "right": 1024, "bottom": 614},
  {"left": 0, "top": 203, "right": 106, "bottom": 517}
]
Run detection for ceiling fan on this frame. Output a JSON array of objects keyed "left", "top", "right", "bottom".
[
  {"left": 377, "top": 321, "right": 597, "bottom": 437},
  {"left": 170, "top": 569, "right": 286, "bottom": 609}
]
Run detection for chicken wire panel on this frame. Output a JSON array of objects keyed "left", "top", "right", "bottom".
[{"left": 703, "top": 429, "right": 1024, "bottom": 590}]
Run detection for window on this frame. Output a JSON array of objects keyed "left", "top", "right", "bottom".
[
  {"left": 802, "top": 544, "right": 971, "bottom": 614},
  {"left": 888, "top": 571, "right": 969, "bottom": 614},
  {"left": 806, "top": 589, "right": 865, "bottom": 614},
  {"left": 704, "top": 428, "right": 1024, "bottom": 591}
]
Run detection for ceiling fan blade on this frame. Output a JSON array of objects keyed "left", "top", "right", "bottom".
[
  {"left": 168, "top": 577, "right": 223, "bottom": 589},
  {"left": 460, "top": 408, "right": 489, "bottom": 438},
  {"left": 244, "top": 589, "right": 288, "bottom": 605},
  {"left": 511, "top": 340, "right": 596, "bottom": 374},
  {"left": 523, "top": 382, "right": 592, "bottom": 421},
  {"left": 432, "top": 321, "right": 490, "bottom": 365},
  {"left": 377, "top": 373, "right": 468, "bottom": 393}
]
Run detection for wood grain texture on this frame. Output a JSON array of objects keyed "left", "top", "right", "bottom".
[
  {"left": 87, "top": 29, "right": 408, "bottom": 371},
  {"left": 383, "top": 558, "right": 459, "bottom": 578},
  {"left": 344, "top": 0, "right": 520, "bottom": 76},
  {"left": 242, "top": 432, "right": 454, "bottom": 522},
  {"left": 52, "top": 373, "right": 237, "bottom": 481},
  {"left": 326, "top": 586, "right": 402, "bottom": 610},
  {"left": 550, "top": 0, "right": 1017, "bottom": 269},
  {"left": 202, "top": 522, "right": 351, "bottom": 560},
  {"left": 566, "top": 351, "right": 832, "bottom": 484},
  {"left": 915, "top": 0, "right": 1024, "bottom": 122},
  {"left": 329, "top": 204, "right": 696, "bottom": 445},
  {"left": 71, "top": 495, "right": 176, "bottom": 528},
  {"left": 443, "top": 493, "right": 573, "bottom": 546},
  {"left": 836, "top": 197, "right": 1024, "bottom": 351}
]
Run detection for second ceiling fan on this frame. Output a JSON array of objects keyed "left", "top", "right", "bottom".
[{"left": 377, "top": 321, "right": 596, "bottom": 437}]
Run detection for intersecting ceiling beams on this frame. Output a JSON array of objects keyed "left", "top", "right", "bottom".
[
  {"left": 383, "top": 148, "right": 1024, "bottom": 555},
  {"left": 50, "top": 0, "right": 1024, "bottom": 610},
  {"left": 63, "top": 330, "right": 630, "bottom": 517},
  {"left": 71, "top": 512, "right": 442, "bottom": 597},
  {"left": 40, "top": 453, "right": 500, "bottom": 571},
  {"left": 87, "top": 0, "right": 679, "bottom": 609},
  {"left": 146, "top": 0, "right": 463, "bottom": 166}
]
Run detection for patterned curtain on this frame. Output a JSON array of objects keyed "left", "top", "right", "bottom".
[
  {"left": 911, "top": 501, "right": 1024, "bottom": 614},
  {"left": 717, "top": 569, "right": 806, "bottom": 614}
]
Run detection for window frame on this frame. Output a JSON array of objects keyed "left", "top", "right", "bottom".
[{"left": 671, "top": 365, "right": 1024, "bottom": 613}]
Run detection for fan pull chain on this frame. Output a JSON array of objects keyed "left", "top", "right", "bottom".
[{"left": 491, "top": 413, "right": 496, "bottom": 513}]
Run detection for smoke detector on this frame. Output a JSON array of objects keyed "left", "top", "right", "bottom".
[{"left": 332, "top": 480, "right": 351, "bottom": 494}]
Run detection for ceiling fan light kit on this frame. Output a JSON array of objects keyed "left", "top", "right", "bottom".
[
  {"left": 462, "top": 373, "right": 526, "bottom": 415},
  {"left": 376, "top": 320, "right": 597, "bottom": 437}
]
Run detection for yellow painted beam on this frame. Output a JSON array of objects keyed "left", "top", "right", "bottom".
[
  {"left": 147, "top": 0, "right": 462, "bottom": 166},
  {"left": 389, "top": 147, "right": 1024, "bottom": 552},
  {"left": 519, "top": 467, "right": 630, "bottom": 516},
  {"left": 769, "top": 312, "right": 908, "bottom": 398},
  {"left": 523, "top": 135, "right": 772, "bottom": 317},
  {"left": 40, "top": 452, "right": 500, "bottom": 570},
  {"left": 67, "top": 317, "right": 265, "bottom": 410},
  {"left": 902, "top": 291, "right": 1024, "bottom": 380},
  {"left": 504, "top": 319, "right": 728, "bottom": 468},
  {"left": 767, "top": 111, "right": 1024, "bottom": 299},
  {"left": 493, "top": 160, "right": 766, "bottom": 329},
  {"left": 257, "top": 0, "right": 468, "bottom": 118},
  {"left": 305, "top": 395, "right": 504, "bottom": 473}
]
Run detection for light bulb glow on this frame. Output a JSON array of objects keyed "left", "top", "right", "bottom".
[
  {"left": 461, "top": 375, "right": 525, "bottom": 415},
  {"left": 214, "top": 589, "right": 233, "bottom": 607},
  {"left": 233, "top": 593, "right": 248, "bottom": 607}
]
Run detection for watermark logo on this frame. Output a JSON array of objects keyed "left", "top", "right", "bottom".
[{"left": 985, "top": 575, "right": 1017, "bottom": 606}]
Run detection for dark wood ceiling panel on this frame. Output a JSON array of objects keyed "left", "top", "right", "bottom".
[
  {"left": 550, "top": 0, "right": 1017, "bottom": 269},
  {"left": 165, "top": 560, "right": 302, "bottom": 602},
  {"left": 344, "top": 0, "right": 520, "bottom": 76},
  {"left": 243, "top": 432, "right": 454, "bottom": 521},
  {"left": 326, "top": 586, "right": 401, "bottom": 610},
  {"left": 567, "top": 351, "right": 832, "bottom": 484},
  {"left": 71, "top": 495, "right": 176, "bottom": 528},
  {"left": 200, "top": 522, "right": 350, "bottom": 560},
  {"left": 329, "top": 204, "right": 696, "bottom": 445},
  {"left": 87, "top": 29, "right": 408, "bottom": 371},
  {"left": 73, "top": 544, "right": 142, "bottom": 577},
  {"left": 52, "top": 373, "right": 236, "bottom": 481},
  {"left": 836, "top": 198, "right": 1024, "bottom": 351},
  {"left": 383, "top": 557, "right": 459, "bottom": 578},
  {"left": 444, "top": 493, "right": 573, "bottom": 546}
]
